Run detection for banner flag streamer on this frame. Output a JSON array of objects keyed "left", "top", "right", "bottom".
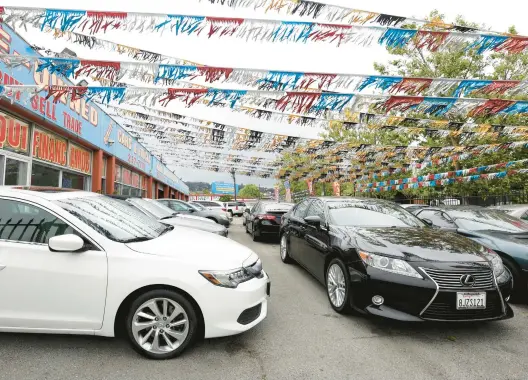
[
  {"left": 356, "top": 159, "right": 528, "bottom": 190},
  {"left": 361, "top": 168, "right": 528, "bottom": 193},
  {"left": 4, "top": 85, "right": 528, "bottom": 121},
  {"left": 198, "top": 0, "right": 527, "bottom": 38},
  {"left": 2, "top": 6, "right": 528, "bottom": 54},
  {"left": 8, "top": 54, "right": 527, "bottom": 97}
]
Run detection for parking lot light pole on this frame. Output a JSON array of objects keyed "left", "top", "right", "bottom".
[{"left": 230, "top": 168, "right": 237, "bottom": 204}]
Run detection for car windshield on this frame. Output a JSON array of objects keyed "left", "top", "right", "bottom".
[
  {"left": 186, "top": 202, "right": 203, "bottom": 211},
  {"left": 129, "top": 198, "right": 174, "bottom": 219},
  {"left": 56, "top": 196, "right": 169, "bottom": 243},
  {"left": 328, "top": 200, "right": 425, "bottom": 228},
  {"left": 447, "top": 210, "right": 528, "bottom": 233}
]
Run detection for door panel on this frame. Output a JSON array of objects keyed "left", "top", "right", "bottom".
[
  {"left": 0, "top": 198, "right": 107, "bottom": 331},
  {"left": 288, "top": 200, "right": 312, "bottom": 263},
  {"left": 301, "top": 200, "right": 329, "bottom": 281}
]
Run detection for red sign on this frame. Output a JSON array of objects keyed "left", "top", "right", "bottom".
[
  {"left": 0, "top": 111, "right": 29, "bottom": 154},
  {"left": 32, "top": 128, "right": 67, "bottom": 166},
  {"left": 122, "top": 168, "right": 132, "bottom": 186},
  {"left": 131, "top": 173, "right": 140, "bottom": 188},
  {"left": 68, "top": 143, "right": 92, "bottom": 174}
]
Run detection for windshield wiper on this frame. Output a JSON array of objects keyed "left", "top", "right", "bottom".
[{"left": 121, "top": 237, "right": 153, "bottom": 243}]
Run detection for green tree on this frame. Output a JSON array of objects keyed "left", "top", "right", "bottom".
[
  {"left": 238, "top": 184, "right": 261, "bottom": 198},
  {"left": 218, "top": 195, "right": 232, "bottom": 202}
]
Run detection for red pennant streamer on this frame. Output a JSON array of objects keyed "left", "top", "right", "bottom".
[
  {"left": 299, "top": 73, "right": 337, "bottom": 90},
  {"left": 390, "top": 78, "right": 433, "bottom": 95},
  {"left": 206, "top": 17, "right": 244, "bottom": 38},
  {"left": 414, "top": 31, "right": 449, "bottom": 52},
  {"left": 381, "top": 96, "right": 424, "bottom": 112},
  {"left": 479, "top": 81, "right": 520, "bottom": 95},
  {"left": 494, "top": 37, "right": 528, "bottom": 54},
  {"left": 76, "top": 60, "right": 121, "bottom": 81},
  {"left": 158, "top": 88, "right": 208, "bottom": 107},
  {"left": 46, "top": 85, "right": 88, "bottom": 103},
  {"left": 310, "top": 24, "right": 353, "bottom": 47},
  {"left": 276, "top": 92, "right": 321, "bottom": 113},
  {"left": 197, "top": 67, "right": 233, "bottom": 82},
  {"left": 80, "top": 11, "right": 127, "bottom": 34},
  {"left": 469, "top": 99, "right": 515, "bottom": 117}
]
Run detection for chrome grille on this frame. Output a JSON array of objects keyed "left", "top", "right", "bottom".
[{"left": 422, "top": 268, "right": 495, "bottom": 290}]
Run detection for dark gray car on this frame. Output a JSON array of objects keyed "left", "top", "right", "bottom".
[{"left": 158, "top": 199, "right": 230, "bottom": 228}]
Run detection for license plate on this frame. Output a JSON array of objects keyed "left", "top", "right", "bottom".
[{"left": 456, "top": 292, "right": 486, "bottom": 310}]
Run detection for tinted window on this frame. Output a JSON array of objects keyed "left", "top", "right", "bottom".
[
  {"left": 129, "top": 199, "right": 174, "bottom": 219},
  {"left": 305, "top": 200, "right": 326, "bottom": 223},
  {"left": 0, "top": 199, "right": 74, "bottom": 243},
  {"left": 418, "top": 210, "right": 456, "bottom": 228},
  {"left": 293, "top": 200, "right": 311, "bottom": 219},
  {"left": 161, "top": 201, "right": 189, "bottom": 212},
  {"left": 448, "top": 210, "right": 528, "bottom": 232},
  {"left": 56, "top": 196, "right": 166, "bottom": 242},
  {"left": 328, "top": 199, "right": 425, "bottom": 227}
]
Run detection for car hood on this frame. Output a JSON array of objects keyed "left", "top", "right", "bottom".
[
  {"left": 160, "top": 217, "right": 224, "bottom": 232},
  {"left": 338, "top": 226, "right": 487, "bottom": 262},
  {"left": 126, "top": 226, "right": 257, "bottom": 269}
]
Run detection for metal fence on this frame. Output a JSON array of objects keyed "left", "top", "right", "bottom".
[{"left": 359, "top": 190, "right": 528, "bottom": 207}]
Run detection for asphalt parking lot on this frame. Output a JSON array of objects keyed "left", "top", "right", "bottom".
[{"left": 1, "top": 218, "right": 527, "bottom": 380}]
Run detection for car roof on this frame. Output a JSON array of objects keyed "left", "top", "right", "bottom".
[
  {"left": 489, "top": 204, "right": 528, "bottom": 210},
  {"left": 0, "top": 186, "right": 101, "bottom": 201}
]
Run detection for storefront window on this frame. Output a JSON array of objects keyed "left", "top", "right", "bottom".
[
  {"left": 31, "top": 163, "right": 60, "bottom": 187},
  {"left": 62, "top": 171, "right": 85, "bottom": 190},
  {"left": 4, "top": 158, "right": 28, "bottom": 185}
]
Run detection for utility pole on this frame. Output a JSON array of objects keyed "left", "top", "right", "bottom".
[{"left": 230, "top": 168, "right": 237, "bottom": 204}]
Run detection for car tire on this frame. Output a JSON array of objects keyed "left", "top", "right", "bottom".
[
  {"left": 245, "top": 222, "right": 250, "bottom": 234},
  {"left": 501, "top": 256, "right": 527, "bottom": 303},
  {"left": 326, "top": 258, "right": 352, "bottom": 314},
  {"left": 228, "top": 211, "right": 233, "bottom": 218},
  {"left": 125, "top": 289, "right": 199, "bottom": 360},
  {"left": 279, "top": 234, "right": 293, "bottom": 264},
  {"left": 252, "top": 226, "right": 260, "bottom": 242}
]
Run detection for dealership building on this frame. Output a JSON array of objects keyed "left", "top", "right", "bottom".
[{"left": 0, "top": 24, "right": 189, "bottom": 199}]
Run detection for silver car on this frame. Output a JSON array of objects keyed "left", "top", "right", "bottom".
[
  {"left": 158, "top": 199, "right": 230, "bottom": 228},
  {"left": 489, "top": 204, "right": 528, "bottom": 220}
]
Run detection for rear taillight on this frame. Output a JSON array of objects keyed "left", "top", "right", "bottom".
[{"left": 257, "top": 214, "right": 276, "bottom": 220}]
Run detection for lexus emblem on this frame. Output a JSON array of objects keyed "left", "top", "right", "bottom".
[{"left": 460, "top": 274, "right": 476, "bottom": 286}]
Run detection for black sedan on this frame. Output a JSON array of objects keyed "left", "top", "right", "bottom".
[
  {"left": 245, "top": 201, "right": 293, "bottom": 241},
  {"left": 279, "top": 197, "right": 513, "bottom": 322},
  {"left": 414, "top": 206, "right": 528, "bottom": 302}
]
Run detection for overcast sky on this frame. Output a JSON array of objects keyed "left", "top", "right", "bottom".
[{"left": 7, "top": 0, "right": 527, "bottom": 186}]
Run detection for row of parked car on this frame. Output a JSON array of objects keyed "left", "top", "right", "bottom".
[{"left": 0, "top": 187, "right": 270, "bottom": 360}]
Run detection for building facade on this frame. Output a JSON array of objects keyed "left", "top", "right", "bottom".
[{"left": 0, "top": 24, "right": 189, "bottom": 199}]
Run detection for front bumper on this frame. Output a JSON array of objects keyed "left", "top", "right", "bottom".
[
  {"left": 349, "top": 262, "right": 513, "bottom": 322},
  {"left": 199, "top": 271, "right": 270, "bottom": 338}
]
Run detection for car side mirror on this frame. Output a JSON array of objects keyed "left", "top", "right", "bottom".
[
  {"left": 245, "top": 208, "right": 250, "bottom": 213},
  {"left": 304, "top": 215, "right": 322, "bottom": 228},
  {"left": 48, "top": 234, "right": 85, "bottom": 252},
  {"left": 421, "top": 218, "right": 433, "bottom": 227}
]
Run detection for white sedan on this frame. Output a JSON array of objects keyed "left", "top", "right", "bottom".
[{"left": 0, "top": 188, "right": 270, "bottom": 359}]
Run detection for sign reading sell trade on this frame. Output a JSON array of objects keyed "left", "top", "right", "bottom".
[{"left": 211, "top": 182, "right": 239, "bottom": 195}]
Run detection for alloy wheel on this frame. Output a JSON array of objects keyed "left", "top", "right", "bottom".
[
  {"left": 327, "top": 264, "right": 346, "bottom": 308},
  {"left": 131, "top": 298, "right": 189, "bottom": 354}
]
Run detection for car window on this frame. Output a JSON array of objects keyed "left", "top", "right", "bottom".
[
  {"left": 0, "top": 198, "right": 76, "bottom": 244},
  {"left": 418, "top": 210, "right": 457, "bottom": 228},
  {"left": 293, "top": 200, "right": 311, "bottom": 219},
  {"left": 448, "top": 210, "right": 528, "bottom": 232},
  {"left": 165, "top": 201, "right": 189, "bottom": 212},
  {"left": 305, "top": 200, "right": 326, "bottom": 224},
  {"left": 251, "top": 203, "right": 261, "bottom": 214},
  {"left": 521, "top": 211, "right": 528, "bottom": 221}
]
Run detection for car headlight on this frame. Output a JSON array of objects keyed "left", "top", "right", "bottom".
[
  {"left": 482, "top": 247, "right": 505, "bottom": 277},
  {"left": 359, "top": 251, "right": 423, "bottom": 279},
  {"left": 199, "top": 268, "right": 254, "bottom": 288}
]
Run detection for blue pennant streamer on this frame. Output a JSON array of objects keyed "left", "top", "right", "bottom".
[
  {"left": 155, "top": 65, "right": 199, "bottom": 83},
  {"left": 206, "top": 89, "right": 247, "bottom": 108},
  {"left": 469, "top": 35, "right": 509, "bottom": 54},
  {"left": 41, "top": 9, "right": 86, "bottom": 32},
  {"left": 379, "top": 28, "right": 418, "bottom": 49},
  {"left": 310, "top": 94, "right": 354, "bottom": 114},
  {"left": 272, "top": 22, "right": 315, "bottom": 43},
  {"left": 357, "top": 76, "right": 403, "bottom": 92},
  {"left": 500, "top": 101, "right": 528, "bottom": 115},
  {"left": 257, "top": 71, "right": 304, "bottom": 90},
  {"left": 37, "top": 57, "right": 80, "bottom": 78},
  {"left": 85, "top": 87, "right": 126, "bottom": 104},
  {"left": 155, "top": 15, "right": 205, "bottom": 35},
  {"left": 421, "top": 97, "right": 457, "bottom": 116},
  {"left": 453, "top": 80, "right": 492, "bottom": 97}
]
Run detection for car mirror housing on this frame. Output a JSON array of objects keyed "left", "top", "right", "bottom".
[
  {"left": 48, "top": 234, "right": 85, "bottom": 252},
  {"left": 304, "top": 215, "right": 322, "bottom": 228}
]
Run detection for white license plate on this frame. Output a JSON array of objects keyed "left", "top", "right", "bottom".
[{"left": 456, "top": 292, "right": 486, "bottom": 310}]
